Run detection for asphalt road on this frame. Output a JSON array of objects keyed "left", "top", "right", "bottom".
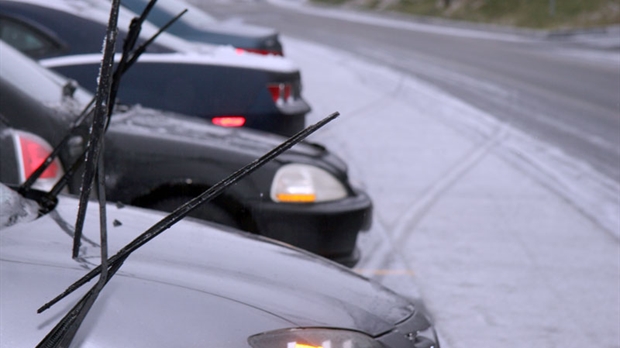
[{"left": 196, "top": 0, "right": 620, "bottom": 182}]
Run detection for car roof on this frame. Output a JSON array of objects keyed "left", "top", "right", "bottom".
[{"left": 40, "top": 50, "right": 299, "bottom": 72}]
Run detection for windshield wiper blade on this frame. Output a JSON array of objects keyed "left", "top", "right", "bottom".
[
  {"left": 123, "top": 9, "right": 187, "bottom": 71},
  {"left": 36, "top": 0, "right": 122, "bottom": 346},
  {"left": 17, "top": 3, "right": 186, "bottom": 197},
  {"left": 17, "top": 100, "right": 95, "bottom": 195},
  {"left": 38, "top": 111, "right": 339, "bottom": 314},
  {"left": 71, "top": 10, "right": 120, "bottom": 260},
  {"left": 71, "top": 8, "right": 188, "bottom": 258}
]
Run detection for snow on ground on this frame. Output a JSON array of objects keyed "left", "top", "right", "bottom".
[{"left": 283, "top": 36, "right": 620, "bottom": 347}]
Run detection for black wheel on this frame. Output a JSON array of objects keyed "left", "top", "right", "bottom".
[{"left": 146, "top": 195, "right": 241, "bottom": 229}]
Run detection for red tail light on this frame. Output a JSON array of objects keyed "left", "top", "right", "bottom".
[
  {"left": 235, "top": 48, "right": 283, "bottom": 56},
  {"left": 212, "top": 116, "right": 246, "bottom": 127},
  {"left": 17, "top": 132, "right": 59, "bottom": 179},
  {"left": 267, "top": 83, "right": 293, "bottom": 104}
]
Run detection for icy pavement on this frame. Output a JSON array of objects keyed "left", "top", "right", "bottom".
[{"left": 283, "top": 36, "right": 620, "bottom": 347}]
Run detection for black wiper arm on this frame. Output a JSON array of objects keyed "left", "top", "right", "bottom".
[
  {"left": 17, "top": 3, "right": 185, "bottom": 196},
  {"left": 72, "top": 6, "right": 188, "bottom": 257},
  {"left": 38, "top": 111, "right": 340, "bottom": 314},
  {"left": 107, "top": 0, "right": 158, "bottom": 116},
  {"left": 124, "top": 9, "right": 187, "bottom": 70},
  {"left": 71, "top": 9, "right": 120, "bottom": 259},
  {"left": 36, "top": 0, "right": 123, "bottom": 346},
  {"left": 17, "top": 100, "right": 95, "bottom": 195}
]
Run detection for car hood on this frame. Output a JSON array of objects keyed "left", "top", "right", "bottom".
[
  {"left": 0, "top": 194, "right": 414, "bottom": 346},
  {"left": 109, "top": 106, "right": 346, "bottom": 170}
]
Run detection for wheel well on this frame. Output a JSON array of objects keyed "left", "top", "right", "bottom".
[{"left": 130, "top": 183, "right": 258, "bottom": 232}]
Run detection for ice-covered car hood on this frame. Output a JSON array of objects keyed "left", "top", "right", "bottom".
[{"left": 0, "top": 193, "right": 414, "bottom": 346}]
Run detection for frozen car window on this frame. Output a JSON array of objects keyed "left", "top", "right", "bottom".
[{"left": 0, "top": 183, "right": 39, "bottom": 229}]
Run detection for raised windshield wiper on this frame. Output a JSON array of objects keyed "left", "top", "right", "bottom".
[
  {"left": 31, "top": 1, "right": 190, "bottom": 347},
  {"left": 15, "top": 1, "right": 188, "bottom": 256},
  {"left": 29, "top": 0, "right": 341, "bottom": 346},
  {"left": 17, "top": 0, "right": 183, "bottom": 201},
  {"left": 35, "top": 0, "right": 122, "bottom": 345},
  {"left": 37, "top": 112, "right": 339, "bottom": 347},
  {"left": 72, "top": 0, "right": 180, "bottom": 259}
]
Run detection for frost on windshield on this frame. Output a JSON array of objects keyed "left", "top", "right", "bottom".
[{"left": 0, "top": 184, "right": 39, "bottom": 229}]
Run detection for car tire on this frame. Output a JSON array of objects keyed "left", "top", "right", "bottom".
[{"left": 147, "top": 196, "right": 241, "bottom": 229}]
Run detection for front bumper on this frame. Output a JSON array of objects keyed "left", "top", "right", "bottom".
[
  {"left": 377, "top": 310, "right": 440, "bottom": 348},
  {"left": 243, "top": 97, "right": 311, "bottom": 137},
  {"left": 250, "top": 189, "right": 372, "bottom": 267}
]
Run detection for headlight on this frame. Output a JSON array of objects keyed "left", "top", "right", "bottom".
[
  {"left": 248, "top": 328, "right": 383, "bottom": 348},
  {"left": 270, "top": 164, "right": 347, "bottom": 203}
]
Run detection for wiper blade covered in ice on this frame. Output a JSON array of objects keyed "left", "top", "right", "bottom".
[
  {"left": 17, "top": 1, "right": 184, "bottom": 212},
  {"left": 32, "top": 0, "right": 191, "bottom": 347},
  {"left": 71, "top": 0, "right": 186, "bottom": 259},
  {"left": 30, "top": 0, "right": 341, "bottom": 346},
  {"left": 38, "top": 111, "right": 339, "bottom": 315}
]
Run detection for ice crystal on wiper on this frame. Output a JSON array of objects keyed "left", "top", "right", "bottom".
[
  {"left": 18, "top": 3, "right": 184, "bottom": 203},
  {"left": 0, "top": 184, "right": 39, "bottom": 229},
  {"left": 30, "top": 0, "right": 341, "bottom": 346}
]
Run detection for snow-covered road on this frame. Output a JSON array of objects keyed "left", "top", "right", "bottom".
[{"left": 283, "top": 36, "right": 620, "bottom": 348}]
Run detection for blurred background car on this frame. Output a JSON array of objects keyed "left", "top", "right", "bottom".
[
  {"left": 121, "top": 0, "right": 284, "bottom": 55},
  {"left": 42, "top": 52, "right": 309, "bottom": 136},
  {"left": 0, "top": 0, "right": 309, "bottom": 136},
  {"left": 0, "top": 40, "right": 371, "bottom": 267}
]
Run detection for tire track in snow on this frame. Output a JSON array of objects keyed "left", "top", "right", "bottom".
[{"left": 359, "top": 125, "right": 509, "bottom": 275}]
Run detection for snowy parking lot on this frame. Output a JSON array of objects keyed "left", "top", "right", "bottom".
[{"left": 280, "top": 34, "right": 620, "bottom": 347}]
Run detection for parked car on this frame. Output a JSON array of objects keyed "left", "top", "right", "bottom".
[
  {"left": 0, "top": 0, "right": 309, "bottom": 136},
  {"left": 0, "top": 181, "right": 439, "bottom": 347},
  {"left": 42, "top": 52, "right": 309, "bottom": 136},
  {"left": 121, "top": 0, "right": 284, "bottom": 55},
  {"left": 0, "top": 40, "right": 371, "bottom": 267}
]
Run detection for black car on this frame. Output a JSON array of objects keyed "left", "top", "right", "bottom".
[
  {"left": 121, "top": 0, "right": 284, "bottom": 55},
  {"left": 0, "top": 0, "right": 309, "bottom": 136},
  {"left": 0, "top": 40, "right": 371, "bottom": 267}
]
